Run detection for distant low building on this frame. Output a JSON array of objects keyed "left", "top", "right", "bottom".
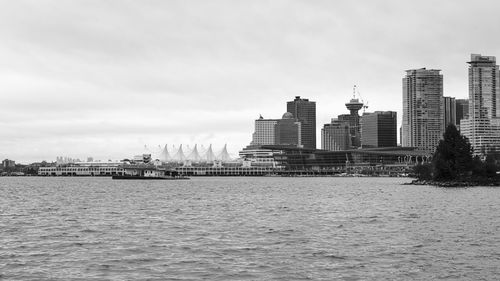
[{"left": 2, "top": 159, "right": 15, "bottom": 169}]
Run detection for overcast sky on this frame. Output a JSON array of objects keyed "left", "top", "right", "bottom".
[{"left": 2, "top": 0, "right": 500, "bottom": 163}]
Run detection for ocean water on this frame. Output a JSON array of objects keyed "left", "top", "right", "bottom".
[{"left": 1, "top": 176, "right": 499, "bottom": 280}]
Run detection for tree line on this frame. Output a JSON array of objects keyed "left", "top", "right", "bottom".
[{"left": 413, "top": 124, "right": 499, "bottom": 184}]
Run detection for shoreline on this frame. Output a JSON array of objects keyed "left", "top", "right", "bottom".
[{"left": 405, "top": 179, "right": 500, "bottom": 187}]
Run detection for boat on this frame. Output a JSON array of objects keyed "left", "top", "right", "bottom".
[{"left": 112, "top": 165, "right": 189, "bottom": 180}]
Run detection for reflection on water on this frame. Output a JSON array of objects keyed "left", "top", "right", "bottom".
[{"left": 1, "top": 177, "right": 499, "bottom": 280}]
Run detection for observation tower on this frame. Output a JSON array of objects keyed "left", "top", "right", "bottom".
[{"left": 345, "top": 86, "right": 364, "bottom": 147}]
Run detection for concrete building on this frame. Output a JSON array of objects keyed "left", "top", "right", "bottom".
[
  {"left": 251, "top": 113, "right": 301, "bottom": 147},
  {"left": 287, "top": 96, "right": 316, "bottom": 149},
  {"left": 402, "top": 68, "right": 444, "bottom": 153},
  {"left": 443, "top": 96, "right": 456, "bottom": 127},
  {"left": 275, "top": 112, "right": 301, "bottom": 146},
  {"left": 321, "top": 119, "right": 351, "bottom": 151},
  {"left": 361, "top": 111, "right": 397, "bottom": 148},
  {"left": 251, "top": 116, "right": 279, "bottom": 145},
  {"left": 455, "top": 99, "right": 469, "bottom": 128},
  {"left": 2, "top": 159, "right": 15, "bottom": 169},
  {"left": 461, "top": 54, "right": 500, "bottom": 156}
]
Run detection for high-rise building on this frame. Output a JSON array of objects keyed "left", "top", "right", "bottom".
[
  {"left": 275, "top": 112, "right": 302, "bottom": 146},
  {"left": 455, "top": 99, "right": 469, "bottom": 127},
  {"left": 251, "top": 113, "right": 301, "bottom": 147},
  {"left": 287, "top": 96, "right": 316, "bottom": 149},
  {"left": 251, "top": 116, "right": 279, "bottom": 145},
  {"left": 321, "top": 119, "right": 351, "bottom": 151},
  {"left": 402, "top": 68, "right": 444, "bottom": 153},
  {"left": 361, "top": 111, "right": 397, "bottom": 148},
  {"left": 443, "top": 96, "right": 457, "bottom": 127},
  {"left": 461, "top": 54, "right": 500, "bottom": 156}
]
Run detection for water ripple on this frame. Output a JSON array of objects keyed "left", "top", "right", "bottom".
[{"left": 1, "top": 177, "right": 500, "bottom": 280}]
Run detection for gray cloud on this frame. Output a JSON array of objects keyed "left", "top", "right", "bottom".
[{"left": 1, "top": 0, "right": 500, "bottom": 162}]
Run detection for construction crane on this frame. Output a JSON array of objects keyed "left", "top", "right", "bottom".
[{"left": 353, "top": 85, "right": 369, "bottom": 114}]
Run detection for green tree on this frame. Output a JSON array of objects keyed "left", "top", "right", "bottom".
[
  {"left": 413, "top": 163, "right": 432, "bottom": 180},
  {"left": 432, "top": 124, "right": 473, "bottom": 181},
  {"left": 472, "top": 154, "right": 498, "bottom": 179}
]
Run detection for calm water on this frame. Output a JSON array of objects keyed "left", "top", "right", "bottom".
[{"left": 1, "top": 177, "right": 499, "bottom": 280}]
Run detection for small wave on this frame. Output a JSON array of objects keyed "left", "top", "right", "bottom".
[
  {"left": 81, "top": 229, "right": 100, "bottom": 233},
  {"left": 313, "top": 251, "right": 347, "bottom": 260}
]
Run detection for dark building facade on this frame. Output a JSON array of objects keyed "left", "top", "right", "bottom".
[
  {"left": 455, "top": 99, "right": 469, "bottom": 127},
  {"left": 443, "top": 96, "right": 456, "bottom": 127},
  {"left": 260, "top": 145, "right": 429, "bottom": 172},
  {"left": 287, "top": 96, "right": 316, "bottom": 149},
  {"left": 361, "top": 111, "right": 397, "bottom": 148},
  {"left": 275, "top": 112, "right": 301, "bottom": 146}
]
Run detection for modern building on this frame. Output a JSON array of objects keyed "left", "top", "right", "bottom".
[
  {"left": 2, "top": 159, "right": 15, "bottom": 169},
  {"left": 455, "top": 99, "right": 469, "bottom": 128},
  {"left": 251, "top": 113, "right": 301, "bottom": 147},
  {"left": 321, "top": 119, "right": 351, "bottom": 151},
  {"left": 443, "top": 96, "right": 456, "bottom": 127},
  {"left": 251, "top": 116, "right": 279, "bottom": 145},
  {"left": 275, "top": 112, "right": 301, "bottom": 146},
  {"left": 402, "top": 68, "right": 444, "bottom": 153},
  {"left": 361, "top": 111, "right": 397, "bottom": 148},
  {"left": 461, "top": 54, "right": 500, "bottom": 156},
  {"left": 258, "top": 144, "right": 429, "bottom": 175},
  {"left": 287, "top": 96, "right": 316, "bottom": 149}
]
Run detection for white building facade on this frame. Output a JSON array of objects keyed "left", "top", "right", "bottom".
[
  {"left": 461, "top": 54, "right": 500, "bottom": 156},
  {"left": 251, "top": 117, "right": 279, "bottom": 145},
  {"left": 402, "top": 68, "right": 444, "bottom": 153},
  {"left": 321, "top": 119, "right": 351, "bottom": 151}
]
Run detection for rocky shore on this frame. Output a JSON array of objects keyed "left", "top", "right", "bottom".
[{"left": 406, "top": 179, "right": 500, "bottom": 187}]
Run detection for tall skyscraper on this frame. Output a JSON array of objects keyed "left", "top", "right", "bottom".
[
  {"left": 321, "top": 119, "right": 351, "bottom": 151},
  {"left": 402, "top": 68, "right": 444, "bottom": 153},
  {"left": 443, "top": 96, "right": 457, "bottom": 127},
  {"left": 287, "top": 96, "right": 316, "bottom": 149},
  {"left": 361, "top": 111, "right": 397, "bottom": 148},
  {"left": 455, "top": 99, "right": 469, "bottom": 128},
  {"left": 461, "top": 54, "right": 500, "bottom": 156}
]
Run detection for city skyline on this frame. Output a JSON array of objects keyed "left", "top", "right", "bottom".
[{"left": 2, "top": 1, "right": 500, "bottom": 163}]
